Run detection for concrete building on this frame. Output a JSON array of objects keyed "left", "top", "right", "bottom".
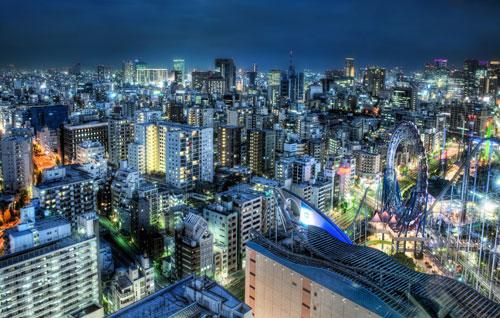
[
  {"left": 128, "top": 121, "right": 213, "bottom": 189},
  {"left": 0, "top": 213, "right": 102, "bottom": 318},
  {"left": 107, "top": 275, "right": 251, "bottom": 318},
  {"left": 365, "top": 66, "right": 386, "bottom": 97},
  {"left": 108, "top": 256, "right": 155, "bottom": 313},
  {"left": 218, "top": 125, "right": 242, "bottom": 168},
  {"left": 175, "top": 213, "right": 214, "bottom": 278},
  {"left": 108, "top": 115, "right": 134, "bottom": 168},
  {"left": 217, "top": 188, "right": 263, "bottom": 268},
  {"left": 111, "top": 162, "right": 140, "bottom": 234},
  {"left": 76, "top": 140, "right": 107, "bottom": 179},
  {"left": 203, "top": 201, "right": 239, "bottom": 279},
  {"left": 354, "top": 150, "right": 381, "bottom": 177},
  {"left": 1, "top": 129, "right": 33, "bottom": 193},
  {"left": 33, "top": 166, "right": 97, "bottom": 228},
  {"left": 62, "top": 121, "right": 108, "bottom": 164},
  {"left": 187, "top": 107, "right": 214, "bottom": 128},
  {"left": 135, "top": 68, "right": 168, "bottom": 86},
  {"left": 5, "top": 205, "right": 71, "bottom": 254},
  {"left": 245, "top": 189, "right": 498, "bottom": 318},
  {"left": 247, "top": 128, "right": 276, "bottom": 176}
]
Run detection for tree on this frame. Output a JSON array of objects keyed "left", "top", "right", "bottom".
[
  {"left": 14, "top": 188, "right": 30, "bottom": 210},
  {"left": 393, "top": 252, "right": 416, "bottom": 270},
  {"left": 3, "top": 209, "right": 11, "bottom": 223}
]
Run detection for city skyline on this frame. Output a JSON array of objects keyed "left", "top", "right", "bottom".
[
  {"left": 1, "top": 0, "right": 500, "bottom": 70},
  {"left": 0, "top": 1, "right": 499, "bottom": 317}
]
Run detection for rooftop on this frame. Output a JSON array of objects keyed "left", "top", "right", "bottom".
[
  {"left": 34, "top": 165, "right": 94, "bottom": 189},
  {"left": 0, "top": 235, "right": 94, "bottom": 269},
  {"left": 108, "top": 275, "right": 251, "bottom": 318}
]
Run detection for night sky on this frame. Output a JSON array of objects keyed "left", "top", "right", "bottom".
[{"left": 1, "top": 0, "right": 499, "bottom": 71}]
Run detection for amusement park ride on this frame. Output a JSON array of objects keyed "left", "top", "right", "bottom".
[{"left": 271, "top": 120, "right": 500, "bottom": 302}]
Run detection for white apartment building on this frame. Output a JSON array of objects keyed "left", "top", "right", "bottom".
[
  {"left": 109, "top": 256, "right": 155, "bottom": 313},
  {"left": 0, "top": 213, "right": 102, "bottom": 318}
]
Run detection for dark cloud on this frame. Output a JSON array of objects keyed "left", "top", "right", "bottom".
[{"left": 1, "top": 0, "right": 499, "bottom": 71}]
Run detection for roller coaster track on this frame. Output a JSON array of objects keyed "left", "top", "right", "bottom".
[{"left": 427, "top": 137, "right": 500, "bottom": 216}]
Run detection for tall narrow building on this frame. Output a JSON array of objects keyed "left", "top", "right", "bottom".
[
  {"left": 175, "top": 213, "right": 214, "bottom": 278},
  {"left": 365, "top": 67, "right": 386, "bottom": 97},
  {"left": 247, "top": 128, "right": 276, "bottom": 176},
  {"left": 218, "top": 125, "right": 242, "bottom": 168},
  {"left": 344, "top": 57, "right": 355, "bottom": 78},
  {"left": 215, "top": 58, "right": 236, "bottom": 92},
  {"left": 108, "top": 114, "right": 134, "bottom": 168},
  {"left": 1, "top": 129, "right": 33, "bottom": 193}
]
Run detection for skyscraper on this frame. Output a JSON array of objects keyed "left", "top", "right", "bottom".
[
  {"left": 365, "top": 66, "right": 386, "bottom": 97},
  {"left": 122, "top": 60, "right": 135, "bottom": 84},
  {"left": 97, "top": 64, "right": 112, "bottom": 81},
  {"left": 173, "top": 59, "right": 185, "bottom": 82},
  {"left": 344, "top": 57, "right": 355, "bottom": 77},
  {"left": 280, "top": 52, "right": 304, "bottom": 103},
  {"left": 215, "top": 58, "right": 236, "bottom": 92}
]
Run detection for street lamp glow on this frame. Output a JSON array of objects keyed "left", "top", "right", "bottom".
[{"left": 482, "top": 200, "right": 498, "bottom": 213}]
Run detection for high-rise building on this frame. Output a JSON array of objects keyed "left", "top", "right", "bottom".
[
  {"left": 122, "top": 60, "right": 136, "bottom": 84},
  {"left": 187, "top": 107, "right": 214, "bottom": 128},
  {"left": 218, "top": 125, "right": 242, "bottom": 168},
  {"left": 246, "top": 64, "right": 258, "bottom": 88},
  {"left": 203, "top": 201, "right": 239, "bottom": 279},
  {"left": 268, "top": 69, "right": 283, "bottom": 105},
  {"left": 391, "top": 86, "right": 415, "bottom": 110},
  {"left": 215, "top": 58, "right": 236, "bottom": 92},
  {"left": 280, "top": 52, "right": 304, "bottom": 102},
  {"left": 192, "top": 71, "right": 226, "bottom": 95},
  {"left": 111, "top": 162, "right": 141, "bottom": 234},
  {"left": 217, "top": 187, "right": 263, "bottom": 268},
  {"left": 25, "top": 104, "right": 69, "bottom": 134},
  {"left": 108, "top": 115, "right": 134, "bottom": 168},
  {"left": 1, "top": 129, "right": 33, "bottom": 193},
  {"left": 354, "top": 150, "right": 381, "bottom": 176},
  {"left": 173, "top": 59, "right": 185, "bottom": 82},
  {"left": 107, "top": 275, "right": 251, "bottom": 318},
  {"left": 33, "top": 166, "right": 97, "bottom": 228},
  {"left": 0, "top": 212, "right": 102, "bottom": 318},
  {"left": 464, "top": 59, "right": 480, "bottom": 98},
  {"left": 175, "top": 212, "right": 214, "bottom": 278},
  {"left": 97, "top": 64, "right": 112, "bottom": 82},
  {"left": 365, "top": 66, "right": 386, "bottom": 97},
  {"left": 160, "top": 122, "right": 213, "bottom": 189},
  {"left": 247, "top": 128, "right": 276, "bottom": 176},
  {"left": 136, "top": 68, "right": 168, "bottom": 86},
  {"left": 344, "top": 57, "right": 355, "bottom": 78},
  {"left": 61, "top": 121, "right": 109, "bottom": 164},
  {"left": 75, "top": 140, "right": 107, "bottom": 179}
]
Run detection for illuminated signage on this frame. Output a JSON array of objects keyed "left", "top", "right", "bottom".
[{"left": 299, "top": 201, "right": 352, "bottom": 244}]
